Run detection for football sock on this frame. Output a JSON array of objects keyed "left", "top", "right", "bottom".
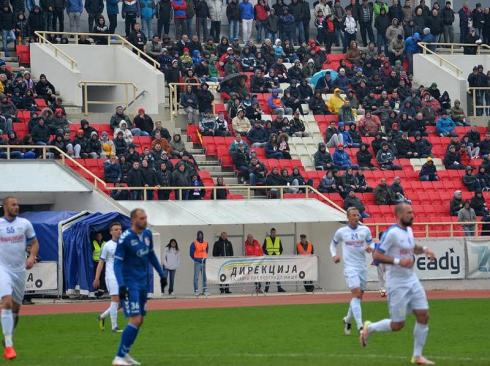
[
  {"left": 116, "top": 323, "right": 139, "bottom": 358},
  {"left": 368, "top": 319, "right": 392, "bottom": 334},
  {"left": 109, "top": 302, "right": 119, "bottom": 330},
  {"left": 413, "top": 322, "right": 429, "bottom": 358},
  {"left": 1, "top": 309, "right": 14, "bottom": 347},
  {"left": 350, "top": 297, "right": 363, "bottom": 330},
  {"left": 100, "top": 306, "right": 111, "bottom": 319},
  {"left": 13, "top": 313, "right": 19, "bottom": 329},
  {"left": 345, "top": 304, "right": 353, "bottom": 323}
]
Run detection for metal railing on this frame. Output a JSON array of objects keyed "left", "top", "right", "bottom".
[
  {"left": 2, "top": 146, "right": 488, "bottom": 238},
  {"left": 365, "top": 221, "right": 484, "bottom": 239},
  {"left": 168, "top": 82, "right": 219, "bottom": 121},
  {"left": 0, "top": 145, "right": 343, "bottom": 210},
  {"left": 419, "top": 42, "right": 490, "bottom": 54},
  {"left": 34, "top": 31, "right": 78, "bottom": 69},
  {"left": 79, "top": 81, "right": 138, "bottom": 115},
  {"left": 467, "top": 87, "right": 490, "bottom": 117},
  {"left": 34, "top": 31, "right": 161, "bottom": 71},
  {"left": 418, "top": 42, "right": 463, "bottom": 77}
]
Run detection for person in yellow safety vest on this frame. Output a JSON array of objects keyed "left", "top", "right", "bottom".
[
  {"left": 296, "top": 234, "right": 315, "bottom": 293},
  {"left": 262, "top": 228, "right": 286, "bottom": 293},
  {"left": 190, "top": 230, "right": 209, "bottom": 296},
  {"left": 92, "top": 232, "right": 106, "bottom": 297}
]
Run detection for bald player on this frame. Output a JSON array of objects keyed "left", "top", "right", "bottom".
[
  {"left": 360, "top": 203, "right": 437, "bottom": 365},
  {"left": 112, "top": 208, "right": 166, "bottom": 366},
  {"left": 0, "top": 196, "right": 39, "bottom": 360}
]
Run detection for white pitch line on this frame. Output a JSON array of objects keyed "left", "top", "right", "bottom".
[{"left": 159, "top": 353, "right": 490, "bottom": 362}]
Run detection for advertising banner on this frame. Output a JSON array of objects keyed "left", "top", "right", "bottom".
[
  {"left": 466, "top": 239, "right": 490, "bottom": 279},
  {"left": 206, "top": 256, "right": 318, "bottom": 284},
  {"left": 25, "top": 262, "right": 58, "bottom": 291},
  {"left": 367, "top": 238, "right": 465, "bottom": 281}
]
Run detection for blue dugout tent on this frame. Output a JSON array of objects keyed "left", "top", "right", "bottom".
[
  {"left": 20, "top": 211, "right": 85, "bottom": 295},
  {"left": 62, "top": 212, "right": 130, "bottom": 295},
  {"left": 21, "top": 211, "right": 80, "bottom": 262}
]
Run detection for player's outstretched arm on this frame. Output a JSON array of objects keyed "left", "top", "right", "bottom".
[
  {"left": 26, "top": 238, "right": 39, "bottom": 270},
  {"left": 329, "top": 241, "right": 340, "bottom": 263}
]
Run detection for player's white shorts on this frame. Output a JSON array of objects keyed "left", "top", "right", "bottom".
[
  {"left": 388, "top": 279, "right": 429, "bottom": 322},
  {"left": 105, "top": 275, "right": 119, "bottom": 296},
  {"left": 0, "top": 266, "right": 26, "bottom": 305},
  {"left": 344, "top": 269, "right": 367, "bottom": 291}
]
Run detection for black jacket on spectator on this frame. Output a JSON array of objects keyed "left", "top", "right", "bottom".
[
  {"left": 31, "top": 123, "right": 50, "bottom": 143},
  {"left": 104, "top": 163, "right": 122, "bottom": 183},
  {"left": 28, "top": 6, "right": 44, "bottom": 35},
  {"left": 127, "top": 167, "right": 145, "bottom": 187},
  {"left": 85, "top": 0, "right": 104, "bottom": 14},
  {"left": 212, "top": 238, "right": 234, "bottom": 257},
  {"left": 141, "top": 166, "right": 157, "bottom": 186},
  {"left": 0, "top": 8, "right": 14, "bottom": 30}
]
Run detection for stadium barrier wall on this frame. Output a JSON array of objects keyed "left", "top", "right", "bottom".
[
  {"left": 413, "top": 53, "right": 467, "bottom": 113},
  {"left": 30, "top": 43, "right": 164, "bottom": 114}
]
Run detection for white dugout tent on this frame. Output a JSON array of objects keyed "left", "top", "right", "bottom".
[{"left": 118, "top": 199, "right": 348, "bottom": 295}]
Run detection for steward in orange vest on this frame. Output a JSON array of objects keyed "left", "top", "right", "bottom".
[{"left": 296, "top": 234, "right": 314, "bottom": 255}]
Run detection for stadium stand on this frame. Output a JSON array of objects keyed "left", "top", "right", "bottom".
[{"left": 0, "top": 5, "right": 490, "bottom": 240}]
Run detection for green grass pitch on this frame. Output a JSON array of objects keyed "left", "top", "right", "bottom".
[{"left": 10, "top": 298, "right": 490, "bottom": 366}]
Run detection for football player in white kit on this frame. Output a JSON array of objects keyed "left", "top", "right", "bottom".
[
  {"left": 360, "top": 203, "right": 437, "bottom": 365},
  {"left": 330, "top": 207, "right": 373, "bottom": 335},
  {"left": 93, "top": 222, "right": 123, "bottom": 332},
  {"left": 0, "top": 197, "right": 39, "bottom": 360}
]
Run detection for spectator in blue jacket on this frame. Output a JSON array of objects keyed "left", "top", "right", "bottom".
[
  {"left": 436, "top": 111, "right": 456, "bottom": 137},
  {"left": 268, "top": 89, "right": 292, "bottom": 115},
  {"left": 122, "top": 0, "right": 141, "bottom": 37},
  {"left": 240, "top": 0, "right": 254, "bottom": 43},
  {"left": 248, "top": 121, "right": 269, "bottom": 147},
  {"left": 189, "top": 230, "right": 208, "bottom": 296},
  {"left": 404, "top": 32, "right": 420, "bottom": 73},
  {"left": 106, "top": 0, "right": 120, "bottom": 33},
  {"left": 66, "top": 0, "right": 83, "bottom": 32},
  {"left": 339, "top": 122, "right": 360, "bottom": 148},
  {"left": 104, "top": 156, "right": 122, "bottom": 183},
  {"left": 333, "top": 144, "right": 358, "bottom": 169},
  {"left": 139, "top": 0, "right": 155, "bottom": 39},
  {"left": 333, "top": 68, "right": 350, "bottom": 93},
  {"left": 279, "top": 7, "right": 295, "bottom": 42}
]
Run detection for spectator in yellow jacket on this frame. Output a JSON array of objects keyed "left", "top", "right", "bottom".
[{"left": 327, "top": 88, "right": 344, "bottom": 114}]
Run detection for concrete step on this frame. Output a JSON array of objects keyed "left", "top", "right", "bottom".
[
  {"left": 222, "top": 177, "right": 240, "bottom": 185},
  {"left": 211, "top": 171, "right": 235, "bottom": 178},
  {"left": 199, "top": 165, "right": 223, "bottom": 172}
]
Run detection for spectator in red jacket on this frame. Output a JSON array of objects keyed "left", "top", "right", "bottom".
[
  {"left": 172, "top": 0, "right": 187, "bottom": 39},
  {"left": 245, "top": 233, "right": 264, "bottom": 293}
]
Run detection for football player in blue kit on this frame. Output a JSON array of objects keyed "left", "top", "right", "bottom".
[{"left": 112, "top": 208, "right": 166, "bottom": 366}]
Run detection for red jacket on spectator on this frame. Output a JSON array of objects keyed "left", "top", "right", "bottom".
[
  {"left": 245, "top": 239, "right": 263, "bottom": 256},
  {"left": 254, "top": 4, "right": 268, "bottom": 21}
]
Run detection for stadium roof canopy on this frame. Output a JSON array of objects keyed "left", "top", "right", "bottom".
[
  {"left": 0, "top": 161, "right": 91, "bottom": 193},
  {"left": 118, "top": 199, "right": 346, "bottom": 227}
]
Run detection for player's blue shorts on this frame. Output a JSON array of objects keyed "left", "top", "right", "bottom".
[{"left": 121, "top": 288, "right": 148, "bottom": 318}]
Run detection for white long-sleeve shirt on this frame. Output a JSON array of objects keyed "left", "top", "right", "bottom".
[{"left": 163, "top": 247, "right": 181, "bottom": 270}]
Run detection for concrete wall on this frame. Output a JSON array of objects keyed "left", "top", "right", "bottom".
[
  {"left": 31, "top": 43, "right": 165, "bottom": 114},
  {"left": 413, "top": 53, "right": 468, "bottom": 112},
  {"left": 30, "top": 44, "right": 82, "bottom": 107},
  {"left": 150, "top": 221, "right": 345, "bottom": 295}
]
